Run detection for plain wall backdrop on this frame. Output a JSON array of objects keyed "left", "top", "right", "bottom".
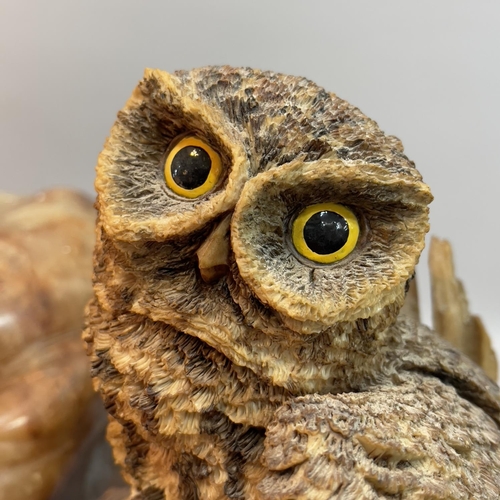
[{"left": 1, "top": 1, "right": 499, "bottom": 355}]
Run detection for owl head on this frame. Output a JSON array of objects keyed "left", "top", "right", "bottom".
[{"left": 93, "top": 66, "right": 432, "bottom": 392}]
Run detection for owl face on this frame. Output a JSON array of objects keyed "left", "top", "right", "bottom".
[{"left": 94, "top": 67, "right": 432, "bottom": 392}]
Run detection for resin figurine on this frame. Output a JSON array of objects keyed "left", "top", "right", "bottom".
[{"left": 84, "top": 67, "right": 500, "bottom": 499}]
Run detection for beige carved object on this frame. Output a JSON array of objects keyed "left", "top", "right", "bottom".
[
  {"left": 0, "top": 189, "right": 95, "bottom": 500},
  {"left": 84, "top": 67, "right": 500, "bottom": 499},
  {"left": 399, "top": 278, "right": 420, "bottom": 322},
  {"left": 429, "top": 236, "right": 498, "bottom": 381}
]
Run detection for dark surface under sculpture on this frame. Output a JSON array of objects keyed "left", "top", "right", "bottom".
[{"left": 84, "top": 66, "right": 500, "bottom": 499}]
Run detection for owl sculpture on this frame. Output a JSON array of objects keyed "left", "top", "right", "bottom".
[{"left": 84, "top": 67, "right": 500, "bottom": 500}]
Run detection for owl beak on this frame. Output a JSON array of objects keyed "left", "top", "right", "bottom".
[{"left": 196, "top": 214, "right": 231, "bottom": 283}]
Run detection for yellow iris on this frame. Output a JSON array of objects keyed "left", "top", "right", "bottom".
[
  {"left": 292, "top": 202, "right": 359, "bottom": 264},
  {"left": 164, "top": 136, "right": 223, "bottom": 198}
]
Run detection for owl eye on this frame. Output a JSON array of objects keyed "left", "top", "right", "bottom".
[
  {"left": 292, "top": 203, "right": 359, "bottom": 264},
  {"left": 164, "top": 136, "right": 223, "bottom": 198}
]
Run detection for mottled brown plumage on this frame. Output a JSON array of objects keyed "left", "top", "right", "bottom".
[{"left": 84, "top": 67, "right": 500, "bottom": 499}]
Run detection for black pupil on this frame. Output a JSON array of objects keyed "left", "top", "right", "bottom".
[
  {"left": 303, "top": 210, "right": 349, "bottom": 255},
  {"left": 171, "top": 146, "right": 212, "bottom": 190}
]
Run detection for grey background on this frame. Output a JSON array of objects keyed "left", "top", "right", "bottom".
[{"left": 1, "top": 1, "right": 499, "bottom": 355}]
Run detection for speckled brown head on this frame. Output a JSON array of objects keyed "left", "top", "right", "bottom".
[
  {"left": 83, "top": 67, "right": 494, "bottom": 500},
  {"left": 94, "top": 65, "right": 432, "bottom": 370}
]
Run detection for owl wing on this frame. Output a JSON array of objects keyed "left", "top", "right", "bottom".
[{"left": 258, "top": 375, "right": 500, "bottom": 500}]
